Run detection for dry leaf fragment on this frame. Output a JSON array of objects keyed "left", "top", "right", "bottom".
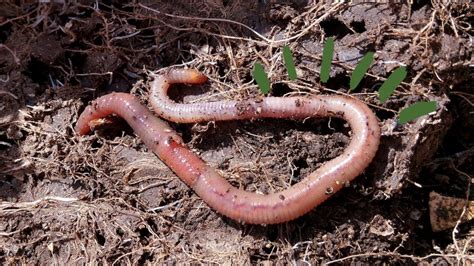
[{"left": 429, "top": 191, "right": 474, "bottom": 232}]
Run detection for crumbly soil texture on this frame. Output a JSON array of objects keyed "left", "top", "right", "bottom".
[{"left": 1, "top": 1, "right": 473, "bottom": 264}]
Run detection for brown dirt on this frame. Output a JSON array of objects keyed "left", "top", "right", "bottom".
[{"left": 1, "top": 1, "right": 473, "bottom": 264}]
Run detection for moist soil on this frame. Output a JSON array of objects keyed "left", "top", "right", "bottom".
[{"left": 0, "top": 1, "right": 473, "bottom": 264}]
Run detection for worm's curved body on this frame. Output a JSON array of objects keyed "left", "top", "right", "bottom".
[{"left": 76, "top": 69, "right": 380, "bottom": 224}]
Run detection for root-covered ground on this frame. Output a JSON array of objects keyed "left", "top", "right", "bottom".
[{"left": 0, "top": 1, "right": 472, "bottom": 264}]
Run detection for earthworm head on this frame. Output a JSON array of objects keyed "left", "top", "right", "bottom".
[{"left": 166, "top": 69, "right": 208, "bottom": 84}]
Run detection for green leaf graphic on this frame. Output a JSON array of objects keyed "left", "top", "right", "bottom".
[
  {"left": 398, "top": 101, "right": 437, "bottom": 124},
  {"left": 379, "top": 67, "right": 407, "bottom": 103},
  {"left": 350, "top": 52, "right": 374, "bottom": 91},
  {"left": 253, "top": 62, "right": 270, "bottom": 94},
  {"left": 283, "top": 46, "right": 297, "bottom": 80},
  {"left": 320, "top": 37, "right": 334, "bottom": 83}
]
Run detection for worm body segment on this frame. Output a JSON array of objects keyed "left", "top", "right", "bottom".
[{"left": 76, "top": 69, "right": 381, "bottom": 224}]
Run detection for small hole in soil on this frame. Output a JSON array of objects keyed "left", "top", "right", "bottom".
[
  {"left": 242, "top": 71, "right": 253, "bottom": 84},
  {"left": 262, "top": 243, "right": 275, "bottom": 254},
  {"left": 292, "top": 158, "right": 308, "bottom": 182},
  {"left": 23, "top": 226, "right": 33, "bottom": 236},
  {"left": 217, "top": 62, "right": 228, "bottom": 79},
  {"left": 36, "top": 172, "right": 45, "bottom": 182},
  {"left": 412, "top": 0, "right": 431, "bottom": 11},
  {"left": 376, "top": 109, "right": 396, "bottom": 121},
  {"left": 91, "top": 138, "right": 104, "bottom": 149},
  {"left": 266, "top": 226, "right": 278, "bottom": 241},
  {"left": 72, "top": 179, "right": 89, "bottom": 190},
  {"left": 66, "top": 51, "right": 87, "bottom": 71},
  {"left": 175, "top": 124, "right": 193, "bottom": 143},
  {"left": 137, "top": 252, "right": 153, "bottom": 264},
  {"left": 0, "top": 24, "right": 12, "bottom": 43},
  {"left": 128, "top": 197, "right": 137, "bottom": 207},
  {"left": 92, "top": 35, "right": 104, "bottom": 46},
  {"left": 95, "top": 231, "right": 106, "bottom": 246},
  {"left": 350, "top": 21, "right": 366, "bottom": 33},
  {"left": 271, "top": 83, "right": 292, "bottom": 97},
  {"left": 23, "top": 57, "right": 51, "bottom": 84},
  {"left": 116, "top": 227, "right": 124, "bottom": 236},
  {"left": 138, "top": 226, "right": 151, "bottom": 240},
  {"left": 105, "top": 74, "right": 133, "bottom": 93},
  {"left": 364, "top": 44, "right": 376, "bottom": 53},
  {"left": 146, "top": 218, "right": 158, "bottom": 232},
  {"left": 0, "top": 139, "right": 13, "bottom": 151},
  {"left": 320, "top": 18, "right": 352, "bottom": 39},
  {"left": 96, "top": 1, "right": 119, "bottom": 12},
  {"left": 4, "top": 175, "right": 15, "bottom": 183},
  {"left": 324, "top": 72, "right": 350, "bottom": 92}
]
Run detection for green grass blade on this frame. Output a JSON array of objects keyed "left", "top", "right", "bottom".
[
  {"left": 253, "top": 62, "right": 270, "bottom": 94},
  {"left": 350, "top": 52, "right": 374, "bottom": 91},
  {"left": 320, "top": 37, "right": 334, "bottom": 83},
  {"left": 378, "top": 67, "right": 407, "bottom": 103},
  {"left": 283, "top": 46, "right": 297, "bottom": 80},
  {"left": 398, "top": 101, "right": 437, "bottom": 124}
]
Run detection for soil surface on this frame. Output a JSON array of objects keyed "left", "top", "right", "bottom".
[{"left": 1, "top": 1, "right": 473, "bottom": 264}]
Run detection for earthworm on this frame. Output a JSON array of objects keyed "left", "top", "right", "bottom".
[{"left": 76, "top": 69, "right": 380, "bottom": 224}]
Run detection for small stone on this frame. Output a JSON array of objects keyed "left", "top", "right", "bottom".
[
  {"left": 47, "top": 242, "right": 54, "bottom": 253},
  {"left": 409, "top": 209, "right": 422, "bottom": 221}
]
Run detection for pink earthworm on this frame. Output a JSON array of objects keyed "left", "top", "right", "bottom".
[{"left": 76, "top": 69, "right": 380, "bottom": 224}]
